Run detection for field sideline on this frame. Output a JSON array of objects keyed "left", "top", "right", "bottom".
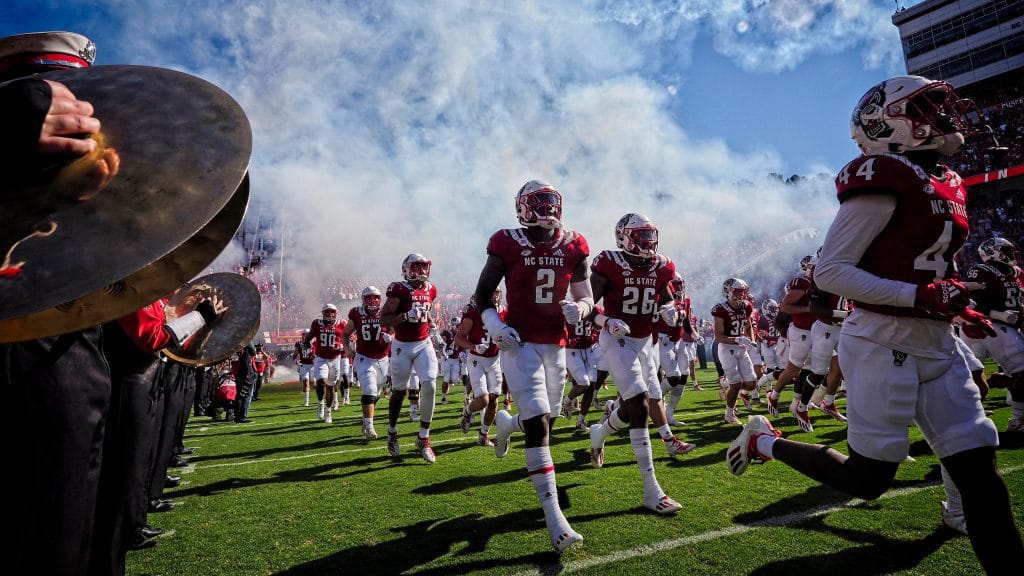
[{"left": 127, "top": 368, "right": 1024, "bottom": 575}]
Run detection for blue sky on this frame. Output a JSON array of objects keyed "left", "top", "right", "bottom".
[{"left": 1, "top": 0, "right": 925, "bottom": 309}]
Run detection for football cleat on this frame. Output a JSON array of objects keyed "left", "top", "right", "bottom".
[
  {"left": 416, "top": 437, "right": 436, "bottom": 464},
  {"left": 941, "top": 501, "right": 967, "bottom": 535},
  {"left": 766, "top": 390, "right": 780, "bottom": 418},
  {"left": 723, "top": 408, "right": 741, "bottom": 425},
  {"left": 790, "top": 399, "right": 814, "bottom": 432},
  {"left": 739, "top": 390, "right": 752, "bottom": 410},
  {"left": 560, "top": 396, "right": 572, "bottom": 420},
  {"left": 820, "top": 399, "right": 847, "bottom": 421},
  {"left": 645, "top": 494, "right": 682, "bottom": 515},
  {"left": 589, "top": 424, "right": 605, "bottom": 468},
  {"left": 1007, "top": 418, "right": 1024, "bottom": 433},
  {"left": 692, "top": 382, "right": 704, "bottom": 391},
  {"left": 665, "top": 436, "right": 696, "bottom": 457},
  {"left": 324, "top": 411, "right": 333, "bottom": 424},
  {"left": 477, "top": 433, "right": 495, "bottom": 447},
  {"left": 726, "top": 415, "right": 782, "bottom": 476},
  {"left": 460, "top": 408, "right": 473, "bottom": 434},
  {"left": 494, "top": 410, "right": 514, "bottom": 458},
  {"left": 363, "top": 423, "right": 377, "bottom": 441},
  {"left": 387, "top": 432, "right": 400, "bottom": 457},
  {"left": 574, "top": 420, "right": 590, "bottom": 433},
  {"left": 551, "top": 528, "right": 584, "bottom": 553}
]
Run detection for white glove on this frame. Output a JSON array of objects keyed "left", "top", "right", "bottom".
[
  {"left": 658, "top": 334, "right": 670, "bottom": 346},
  {"left": 560, "top": 300, "right": 583, "bottom": 324},
  {"left": 382, "top": 333, "right": 392, "bottom": 344},
  {"left": 606, "top": 318, "right": 631, "bottom": 337},
  {"left": 832, "top": 309, "right": 849, "bottom": 319},
  {"left": 735, "top": 336, "right": 752, "bottom": 347},
  {"left": 474, "top": 342, "right": 489, "bottom": 354},
  {"left": 659, "top": 304, "right": 678, "bottom": 326},
  {"left": 404, "top": 307, "right": 426, "bottom": 323},
  {"left": 493, "top": 325, "right": 521, "bottom": 351}
]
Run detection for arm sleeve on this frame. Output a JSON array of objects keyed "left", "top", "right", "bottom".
[{"left": 814, "top": 194, "right": 918, "bottom": 308}]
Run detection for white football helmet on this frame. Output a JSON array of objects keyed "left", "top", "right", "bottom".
[
  {"left": 851, "top": 75, "right": 978, "bottom": 155},
  {"left": 515, "top": 180, "right": 562, "bottom": 229},
  {"left": 615, "top": 213, "right": 659, "bottom": 259},
  {"left": 978, "top": 237, "right": 1018, "bottom": 267},
  {"left": 322, "top": 303, "right": 338, "bottom": 325},
  {"left": 799, "top": 254, "right": 817, "bottom": 275},
  {"left": 449, "top": 317, "right": 461, "bottom": 329},
  {"left": 671, "top": 274, "right": 685, "bottom": 299},
  {"left": 723, "top": 278, "right": 749, "bottom": 307},
  {"left": 402, "top": 253, "right": 431, "bottom": 282},
  {"left": 362, "top": 286, "right": 382, "bottom": 312},
  {"left": 760, "top": 298, "right": 779, "bottom": 320}
]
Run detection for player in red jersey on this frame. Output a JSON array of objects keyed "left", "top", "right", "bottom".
[
  {"left": 293, "top": 329, "right": 315, "bottom": 406},
  {"left": 674, "top": 278, "right": 703, "bottom": 391},
  {"left": 727, "top": 75, "right": 1022, "bottom": 573},
  {"left": 963, "top": 238, "right": 1024, "bottom": 433},
  {"left": 343, "top": 286, "right": 392, "bottom": 441},
  {"left": 766, "top": 255, "right": 817, "bottom": 428},
  {"left": 440, "top": 317, "right": 463, "bottom": 405},
  {"left": 656, "top": 275, "right": 698, "bottom": 426},
  {"left": 472, "top": 179, "right": 591, "bottom": 552},
  {"left": 561, "top": 304, "right": 608, "bottom": 431},
  {"left": 712, "top": 278, "right": 758, "bottom": 424},
  {"left": 381, "top": 253, "right": 440, "bottom": 463},
  {"left": 587, "top": 213, "right": 692, "bottom": 515},
  {"left": 303, "top": 303, "right": 346, "bottom": 424},
  {"left": 455, "top": 289, "right": 505, "bottom": 447}
]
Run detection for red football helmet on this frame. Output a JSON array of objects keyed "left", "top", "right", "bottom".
[
  {"left": 851, "top": 75, "right": 979, "bottom": 155},
  {"left": 402, "top": 253, "right": 431, "bottom": 282},
  {"left": 615, "top": 213, "right": 658, "bottom": 259},
  {"left": 722, "top": 278, "right": 749, "bottom": 308},
  {"left": 322, "top": 303, "right": 338, "bottom": 325},
  {"left": 516, "top": 180, "right": 562, "bottom": 229},
  {"left": 362, "top": 286, "right": 382, "bottom": 313}
]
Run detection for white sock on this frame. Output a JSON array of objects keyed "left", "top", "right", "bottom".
[
  {"left": 941, "top": 465, "right": 962, "bottom": 512},
  {"left": 525, "top": 447, "right": 572, "bottom": 535},
  {"left": 824, "top": 394, "right": 836, "bottom": 404},
  {"left": 756, "top": 434, "right": 778, "bottom": 459},
  {"left": 362, "top": 417, "right": 372, "bottom": 428},
  {"left": 418, "top": 428, "right": 429, "bottom": 439},
  {"left": 656, "top": 424, "right": 673, "bottom": 441},
  {"left": 630, "top": 428, "right": 664, "bottom": 501}
]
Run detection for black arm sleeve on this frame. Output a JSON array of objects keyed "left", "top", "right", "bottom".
[{"left": 0, "top": 77, "right": 53, "bottom": 180}]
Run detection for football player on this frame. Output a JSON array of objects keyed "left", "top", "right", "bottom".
[
  {"left": 342, "top": 286, "right": 392, "bottom": 441},
  {"left": 455, "top": 289, "right": 505, "bottom": 446},
  {"left": 586, "top": 213, "right": 692, "bottom": 515},
  {"left": 712, "top": 278, "right": 758, "bottom": 424},
  {"left": 766, "top": 255, "right": 818, "bottom": 431},
  {"left": 962, "top": 237, "right": 1024, "bottom": 432},
  {"left": 381, "top": 253, "right": 440, "bottom": 463},
  {"left": 656, "top": 275, "right": 695, "bottom": 426},
  {"left": 805, "top": 264, "right": 849, "bottom": 422},
  {"left": 675, "top": 278, "right": 703, "bottom": 391},
  {"left": 440, "top": 316, "right": 463, "bottom": 404},
  {"left": 755, "top": 299, "right": 782, "bottom": 392},
  {"left": 303, "top": 303, "right": 346, "bottom": 424},
  {"left": 293, "top": 329, "right": 315, "bottom": 406},
  {"left": 472, "top": 179, "right": 590, "bottom": 552},
  {"left": 727, "top": 75, "right": 1023, "bottom": 572},
  {"left": 562, "top": 303, "right": 608, "bottom": 431}
]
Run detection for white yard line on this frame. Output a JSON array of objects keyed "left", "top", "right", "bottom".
[{"left": 512, "top": 464, "right": 1024, "bottom": 576}]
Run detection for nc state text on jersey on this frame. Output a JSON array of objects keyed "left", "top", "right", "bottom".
[
  {"left": 523, "top": 256, "right": 564, "bottom": 267},
  {"left": 930, "top": 198, "right": 968, "bottom": 219},
  {"left": 625, "top": 276, "right": 658, "bottom": 286}
]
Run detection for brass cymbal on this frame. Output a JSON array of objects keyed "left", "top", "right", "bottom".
[
  {"left": 0, "top": 175, "right": 249, "bottom": 343},
  {"left": 163, "top": 272, "right": 261, "bottom": 367},
  {"left": 0, "top": 64, "right": 251, "bottom": 323}
]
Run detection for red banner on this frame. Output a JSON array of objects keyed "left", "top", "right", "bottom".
[{"left": 963, "top": 164, "right": 1024, "bottom": 188}]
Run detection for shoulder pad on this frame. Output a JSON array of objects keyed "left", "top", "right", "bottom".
[{"left": 835, "top": 154, "right": 928, "bottom": 203}]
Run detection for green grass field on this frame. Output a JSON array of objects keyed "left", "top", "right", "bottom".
[{"left": 127, "top": 368, "right": 1024, "bottom": 575}]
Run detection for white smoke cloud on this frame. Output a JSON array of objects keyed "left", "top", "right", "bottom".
[{"left": 91, "top": 0, "right": 911, "bottom": 321}]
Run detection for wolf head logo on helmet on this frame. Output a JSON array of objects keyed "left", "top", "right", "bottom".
[
  {"left": 516, "top": 180, "right": 562, "bottom": 230},
  {"left": 978, "top": 237, "right": 1018, "bottom": 267}
]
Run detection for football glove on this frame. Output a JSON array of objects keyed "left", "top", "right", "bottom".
[
  {"left": 606, "top": 318, "right": 631, "bottom": 337},
  {"left": 959, "top": 308, "right": 997, "bottom": 338},
  {"left": 915, "top": 280, "right": 970, "bottom": 317},
  {"left": 493, "top": 325, "right": 521, "bottom": 351},
  {"left": 559, "top": 300, "right": 584, "bottom": 325}
]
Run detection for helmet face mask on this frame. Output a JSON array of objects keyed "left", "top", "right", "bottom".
[
  {"left": 362, "top": 286, "right": 382, "bottom": 313},
  {"left": 760, "top": 298, "right": 779, "bottom": 320},
  {"left": 978, "top": 238, "right": 1018, "bottom": 267},
  {"left": 615, "top": 213, "right": 659, "bottom": 259},
  {"left": 851, "top": 76, "right": 979, "bottom": 155},
  {"left": 516, "top": 180, "right": 562, "bottom": 229},
  {"left": 322, "top": 303, "right": 338, "bottom": 325},
  {"left": 722, "top": 278, "right": 750, "bottom": 308},
  {"left": 402, "top": 253, "right": 431, "bottom": 282}
]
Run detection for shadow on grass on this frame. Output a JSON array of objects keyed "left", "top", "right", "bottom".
[{"left": 748, "top": 518, "right": 956, "bottom": 575}]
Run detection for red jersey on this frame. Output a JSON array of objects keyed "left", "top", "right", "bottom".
[
  {"left": 294, "top": 342, "right": 314, "bottom": 365},
  {"left": 592, "top": 250, "right": 676, "bottom": 340},
  {"left": 566, "top": 307, "right": 601, "bottom": 350},
  {"left": 441, "top": 329, "right": 462, "bottom": 359},
  {"left": 486, "top": 228, "right": 590, "bottom": 345},
  {"left": 386, "top": 280, "right": 438, "bottom": 343},
  {"left": 253, "top": 352, "right": 268, "bottom": 374},
  {"left": 836, "top": 154, "right": 968, "bottom": 320},
  {"left": 678, "top": 296, "right": 696, "bottom": 343},
  {"left": 348, "top": 306, "right": 390, "bottom": 359},
  {"left": 756, "top": 315, "right": 780, "bottom": 345},
  {"left": 308, "top": 318, "right": 346, "bottom": 359},
  {"left": 462, "top": 302, "right": 501, "bottom": 358},
  {"left": 117, "top": 299, "right": 172, "bottom": 354},
  {"left": 786, "top": 275, "right": 816, "bottom": 330},
  {"left": 656, "top": 306, "right": 686, "bottom": 342},
  {"left": 712, "top": 300, "right": 754, "bottom": 338}
]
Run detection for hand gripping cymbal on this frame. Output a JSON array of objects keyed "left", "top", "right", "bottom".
[
  {"left": 163, "top": 272, "right": 262, "bottom": 367},
  {"left": 0, "top": 65, "right": 252, "bottom": 338}
]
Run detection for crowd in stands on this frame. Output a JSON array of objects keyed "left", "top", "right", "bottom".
[{"left": 947, "top": 73, "right": 1024, "bottom": 177}]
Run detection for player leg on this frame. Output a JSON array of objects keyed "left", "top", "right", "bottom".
[
  {"left": 412, "top": 340, "right": 439, "bottom": 463},
  {"left": 387, "top": 343, "right": 415, "bottom": 457}
]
